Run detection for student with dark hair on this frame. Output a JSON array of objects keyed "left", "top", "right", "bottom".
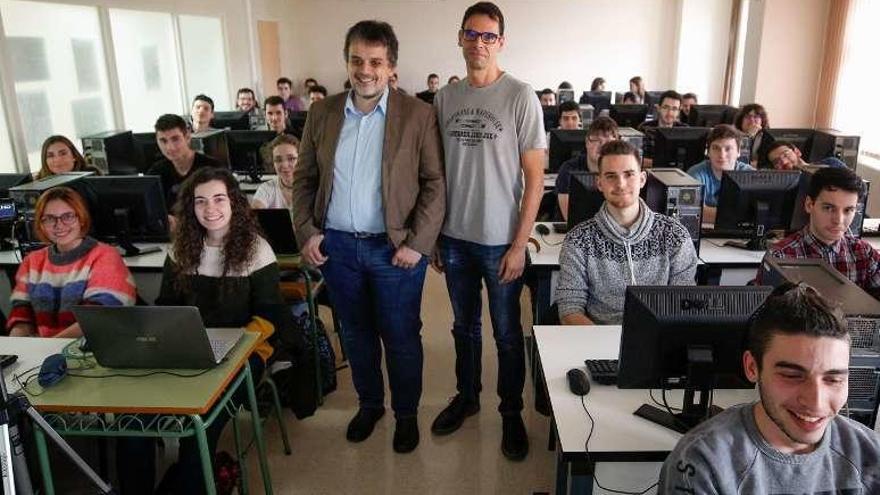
[
  {"left": 447, "top": 75, "right": 460, "bottom": 85},
  {"left": 6, "top": 187, "right": 135, "bottom": 338},
  {"left": 147, "top": 114, "right": 221, "bottom": 211},
  {"left": 236, "top": 87, "right": 258, "bottom": 113},
  {"left": 263, "top": 95, "right": 289, "bottom": 135},
  {"left": 687, "top": 124, "right": 754, "bottom": 224},
  {"left": 416, "top": 73, "right": 441, "bottom": 104},
  {"left": 35, "top": 135, "right": 100, "bottom": 179},
  {"left": 557, "top": 100, "right": 580, "bottom": 130},
  {"left": 659, "top": 283, "right": 880, "bottom": 494},
  {"left": 431, "top": 1, "right": 546, "bottom": 461},
  {"left": 119, "top": 167, "right": 285, "bottom": 494},
  {"left": 680, "top": 92, "right": 697, "bottom": 123},
  {"left": 621, "top": 91, "right": 639, "bottom": 104},
  {"left": 735, "top": 103, "right": 775, "bottom": 168},
  {"left": 539, "top": 87, "right": 556, "bottom": 106},
  {"left": 558, "top": 81, "right": 573, "bottom": 90},
  {"left": 767, "top": 140, "right": 847, "bottom": 171},
  {"left": 638, "top": 89, "right": 688, "bottom": 166},
  {"left": 555, "top": 140, "right": 697, "bottom": 325},
  {"left": 277, "top": 76, "right": 305, "bottom": 113},
  {"left": 308, "top": 85, "right": 328, "bottom": 105},
  {"left": 758, "top": 167, "right": 880, "bottom": 297},
  {"left": 590, "top": 77, "right": 606, "bottom": 92},
  {"left": 189, "top": 94, "right": 215, "bottom": 133},
  {"left": 555, "top": 116, "right": 619, "bottom": 220},
  {"left": 292, "top": 19, "right": 445, "bottom": 454}
]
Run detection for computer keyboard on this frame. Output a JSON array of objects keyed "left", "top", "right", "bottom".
[
  {"left": 209, "top": 338, "right": 237, "bottom": 362},
  {"left": 584, "top": 359, "right": 618, "bottom": 385}
]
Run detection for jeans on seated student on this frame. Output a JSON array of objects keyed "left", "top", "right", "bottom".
[
  {"left": 439, "top": 235, "right": 526, "bottom": 415},
  {"left": 116, "top": 356, "right": 265, "bottom": 495}
]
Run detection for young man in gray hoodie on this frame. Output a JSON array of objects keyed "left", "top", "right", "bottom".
[
  {"left": 659, "top": 283, "right": 880, "bottom": 494},
  {"left": 555, "top": 140, "right": 698, "bottom": 324}
]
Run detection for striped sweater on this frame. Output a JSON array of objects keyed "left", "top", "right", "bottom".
[{"left": 7, "top": 237, "right": 136, "bottom": 337}]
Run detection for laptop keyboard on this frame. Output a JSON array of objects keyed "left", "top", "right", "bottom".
[{"left": 209, "top": 338, "right": 237, "bottom": 362}]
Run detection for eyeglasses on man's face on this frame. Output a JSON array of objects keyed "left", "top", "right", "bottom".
[{"left": 459, "top": 29, "right": 500, "bottom": 44}]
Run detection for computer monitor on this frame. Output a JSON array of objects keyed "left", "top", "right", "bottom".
[
  {"left": 609, "top": 104, "right": 648, "bottom": 128},
  {"left": 652, "top": 127, "right": 710, "bottom": 170},
  {"left": 567, "top": 171, "right": 605, "bottom": 229},
  {"left": 579, "top": 91, "right": 612, "bottom": 115},
  {"left": 548, "top": 129, "right": 586, "bottom": 173},
  {"left": 132, "top": 132, "right": 162, "bottom": 173},
  {"left": 557, "top": 89, "right": 575, "bottom": 104},
  {"left": 618, "top": 285, "right": 772, "bottom": 433},
  {"left": 715, "top": 170, "right": 802, "bottom": 250},
  {"left": 0, "top": 173, "right": 32, "bottom": 197},
  {"left": 644, "top": 90, "right": 667, "bottom": 107},
  {"left": 788, "top": 164, "right": 869, "bottom": 237},
  {"left": 83, "top": 175, "right": 169, "bottom": 256},
  {"left": 211, "top": 111, "right": 251, "bottom": 131},
  {"left": 226, "top": 130, "right": 278, "bottom": 176},
  {"left": 191, "top": 129, "right": 230, "bottom": 169},
  {"left": 287, "top": 111, "right": 308, "bottom": 139},
  {"left": 542, "top": 106, "right": 558, "bottom": 132},
  {"left": 688, "top": 105, "right": 738, "bottom": 127}
]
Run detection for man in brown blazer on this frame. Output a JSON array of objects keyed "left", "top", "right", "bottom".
[{"left": 291, "top": 20, "right": 445, "bottom": 454}]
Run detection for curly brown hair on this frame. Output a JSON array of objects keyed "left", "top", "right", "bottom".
[{"left": 170, "top": 167, "right": 260, "bottom": 291}]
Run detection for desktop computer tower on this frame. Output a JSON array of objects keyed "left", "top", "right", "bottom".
[
  {"left": 811, "top": 128, "right": 860, "bottom": 171},
  {"left": 191, "top": 129, "right": 230, "bottom": 169},
  {"left": 578, "top": 104, "right": 594, "bottom": 127},
  {"left": 81, "top": 130, "right": 135, "bottom": 175},
  {"left": 789, "top": 164, "right": 869, "bottom": 237},
  {"left": 760, "top": 256, "right": 880, "bottom": 427},
  {"left": 618, "top": 127, "right": 645, "bottom": 162},
  {"left": 643, "top": 168, "right": 703, "bottom": 254}
]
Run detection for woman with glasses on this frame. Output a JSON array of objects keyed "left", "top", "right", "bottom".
[
  {"left": 6, "top": 187, "right": 135, "bottom": 337},
  {"left": 252, "top": 134, "right": 298, "bottom": 209},
  {"left": 735, "top": 103, "right": 775, "bottom": 168},
  {"left": 35, "top": 135, "right": 101, "bottom": 180}
]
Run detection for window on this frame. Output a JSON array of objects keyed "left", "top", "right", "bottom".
[
  {"left": 0, "top": 94, "right": 15, "bottom": 173},
  {"left": 179, "top": 15, "right": 230, "bottom": 110},
  {"left": 833, "top": 0, "right": 880, "bottom": 160},
  {"left": 0, "top": 0, "right": 114, "bottom": 168},
  {"left": 109, "top": 8, "right": 183, "bottom": 132}
]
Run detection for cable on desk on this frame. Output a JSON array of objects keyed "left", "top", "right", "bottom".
[
  {"left": 67, "top": 369, "right": 213, "bottom": 379},
  {"left": 650, "top": 389, "right": 680, "bottom": 412},
  {"left": 539, "top": 232, "right": 564, "bottom": 247},
  {"left": 579, "top": 395, "right": 660, "bottom": 495}
]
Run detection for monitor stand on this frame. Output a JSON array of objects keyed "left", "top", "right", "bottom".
[
  {"left": 723, "top": 200, "right": 770, "bottom": 251},
  {"left": 114, "top": 209, "right": 161, "bottom": 258}
]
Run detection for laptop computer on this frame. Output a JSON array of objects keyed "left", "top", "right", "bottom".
[
  {"left": 73, "top": 306, "right": 244, "bottom": 369},
  {"left": 255, "top": 208, "right": 299, "bottom": 255}
]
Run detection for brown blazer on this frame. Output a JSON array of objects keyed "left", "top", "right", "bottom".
[{"left": 291, "top": 89, "right": 446, "bottom": 256}]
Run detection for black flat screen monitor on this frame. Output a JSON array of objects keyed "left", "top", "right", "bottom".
[
  {"left": 548, "top": 129, "right": 586, "bottom": 173},
  {"left": 255, "top": 208, "right": 298, "bottom": 255},
  {"left": 211, "top": 111, "right": 250, "bottom": 131},
  {"left": 609, "top": 105, "right": 648, "bottom": 128},
  {"left": 644, "top": 90, "right": 667, "bottom": 107},
  {"left": 83, "top": 176, "right": 169, "bottom": 255},
  {"left": 652, "top": 127, "right": 710, "bottom": 170},
  {"left": 0, "top": 173, "right": 32, "bottom": 197},
  {"left": 567, "top": 171, "right": 605, "bottom": 229},
  {"left": 227, "top": 130, "right": 278, "bottom": 174},
  {"left": 689, "top": 105, "right": 738, "bottom": 127},
  {"left": 619, "top": 285, "right": 771, "bottom": 433},
  {"left": 715, "top": 170, "right": 802, "bottom": 250},
  {"left": 579, "top": 91, "right": 612, "bottom": 115},
  {"left": 287, "top": 111, "right": 308, "bottom": 139},
  {"left": 132, "top": 132, "right": 161, "bottom": 173},
  {"left": 542, "top": 106, "right": 558, "bottom": 132}
]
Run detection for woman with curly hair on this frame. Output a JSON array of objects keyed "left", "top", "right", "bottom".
[
  {"left": 735, "top": 103, "right": 775, "bottom": 168},
  {"left": 35, "top": 135, "right": 101, "bottom": 180},
  {"left": 118, "top": 167, "right": 285, "bottom": 494}
]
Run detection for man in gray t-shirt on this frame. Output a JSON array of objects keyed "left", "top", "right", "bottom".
[
  {"left": 659, "top": 284, "right": 880, "bottom": 494},
  {"left": 430, "top": 2, "right": 546, "bottom": 462}
]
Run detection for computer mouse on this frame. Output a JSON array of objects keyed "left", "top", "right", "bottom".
[
  {"left": 567, "top": 368, "right": 591, "bottom": 396},
  {"left": 38, "top": 354, "right": 68, "bottom": 388},
  {"left": 535, "top": 224, "right": 551, "bottom": 236}
]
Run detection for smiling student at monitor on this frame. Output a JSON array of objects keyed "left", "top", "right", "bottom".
[
  {"left": 555, "top": 140, "right": 697, "bottom": 325},
  {"left": 687, "top": 124, "right": 754, "bottom": 225}
]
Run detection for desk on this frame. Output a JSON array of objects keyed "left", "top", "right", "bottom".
[
  {"left": 697, "top": 238, "right": 765, "bottom": 285},
  {"left": 528, "top": 222, "right": 565, "bottom": 325},
  {"left": 235, "top": 173, "right": 275, "bottom": 195},
  {"left": 534, "top": 325, "right": 756, "bottom": 494},
  {"left": 1, "top": 332, "right": 273, "bottom": 495},
  {"left": 0, "top": 243, "right": 167, "bottom": 273}
]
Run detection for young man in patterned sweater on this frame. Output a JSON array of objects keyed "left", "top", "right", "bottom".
[{"left": 555, "top": 140, "right": 698, "bottom": 324}]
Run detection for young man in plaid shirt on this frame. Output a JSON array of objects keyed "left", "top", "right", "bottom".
[{"left": 757, "top": 166, "right": 880, "bottom": 297}]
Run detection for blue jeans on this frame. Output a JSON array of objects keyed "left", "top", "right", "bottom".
[
  {"left": 439, "top": 235, "right": 525, "bottom": 415},
  {"left": 320, "top": 229, "right": 428, "bottom": 418}
]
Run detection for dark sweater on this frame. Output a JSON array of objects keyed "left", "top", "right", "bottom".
[
  {"left": 146, "top": 152, "right": 221, "bottom": 211},
  {"left": 156, "top": 237, "right": 282, "bottom": 361}
]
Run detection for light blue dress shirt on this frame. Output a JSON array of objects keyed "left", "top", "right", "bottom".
[
  {"left": 325, "top": 90, "right": 388, "bottom": 234},
  {"left": 687, "top": 160, "right": 754, "bottom": 207}
]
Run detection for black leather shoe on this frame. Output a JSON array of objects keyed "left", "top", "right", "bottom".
[
  {"left": 346, "top": 407, "right": 385, "bottom": 442},
  {"left": 431, "top": 395, "right": 480, "bottom": 435},
  {"left": 393, "top": 417, "right": 420, "bottom": 453},
  {"left": 501, "top": 414, "right": 529, "bottom": 461}
]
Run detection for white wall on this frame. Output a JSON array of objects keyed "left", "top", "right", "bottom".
[
  {"left": 275, "top": 0, "right": 702, "bottom": 98},
  {"left": 675, "top": 0, "right": 733, "bottom": 103}
]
